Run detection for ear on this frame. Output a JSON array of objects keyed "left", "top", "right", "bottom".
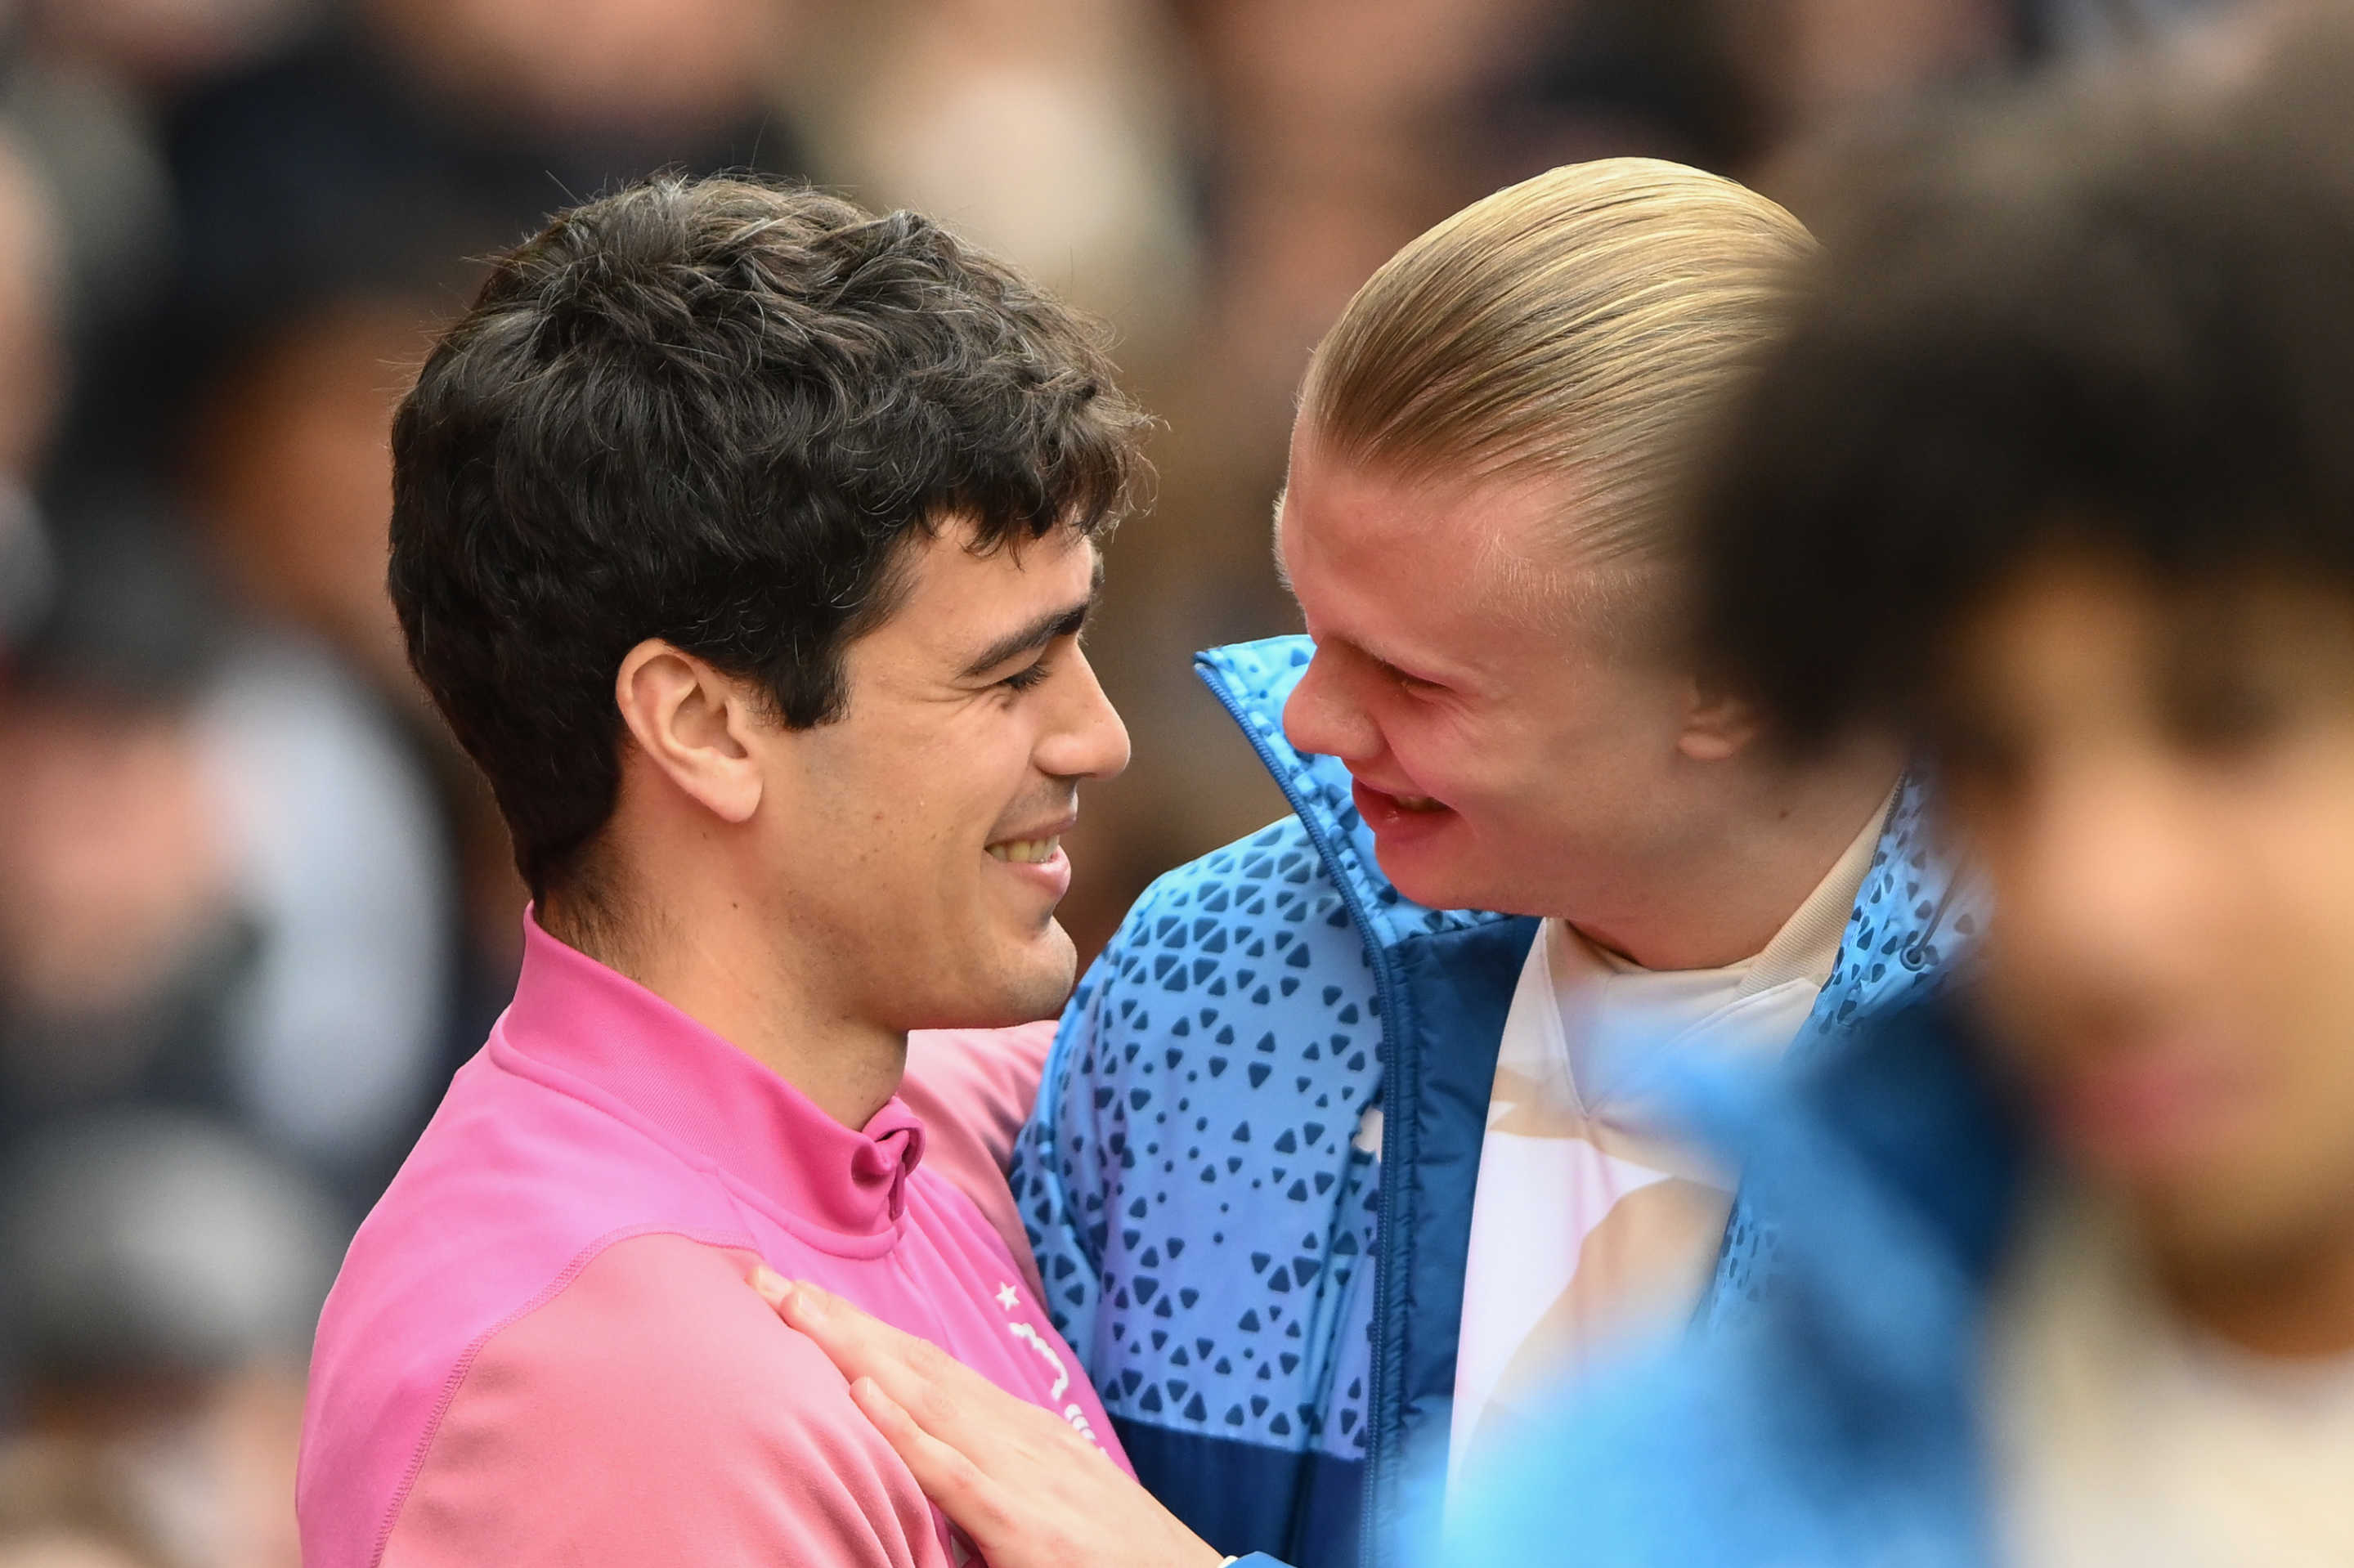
[
  {"left": 1675, "top": 676, "right": 1763, "bottom": 764},
  {"left": 612, "top": 639, "right": 766, "bottom": 824}
]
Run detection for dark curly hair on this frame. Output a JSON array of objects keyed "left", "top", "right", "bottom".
[
  {"left": 389, "top": 175, "right": 1150, "bottom": 896},
  {"left": 1692, "top": 61, "right": 2354, "bottom": 749}
]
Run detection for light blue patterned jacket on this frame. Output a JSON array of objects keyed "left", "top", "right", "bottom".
[{"left": 1009, "top": 635, "right": 1978, "bottom": 1568}]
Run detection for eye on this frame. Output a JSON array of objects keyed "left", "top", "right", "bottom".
[{"left": 999, "top": 658, "right": 1054, "bottom": 693}]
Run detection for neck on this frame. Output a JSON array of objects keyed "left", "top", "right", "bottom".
[
  {"left": 1567, "top": 740, "right": 1904, "bottom": 971},
  {"left": 540, "top": 870, "right": 904, "bottom": 1131},
  {"left": 2164, "top": 1219, "right": 2354, "bottom": 1360}
]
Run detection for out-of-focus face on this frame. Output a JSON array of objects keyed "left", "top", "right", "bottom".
[
  {"left": 0, "top": 696, "right": 229, "bottom": 1018},
  {"left": 371, "top": 0, "right": 784, "bottom": 137},
  {"left": 1940, "top": 548, "right": 2354, "bottom": 1284},
  {"left": 29, "top": 0, "right": 308, "bottom": 87},
  {"left": 1276, "top": 429, "right": 1704, "bottom": 920},
  {"left": 195, "top": 299, "right": 434, "bottom": 695},
  {"left": 747, "top": 522, "right": 1130, "bottom": 1033}
]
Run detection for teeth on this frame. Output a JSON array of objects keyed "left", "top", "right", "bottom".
[{"left": 988, "top": 836, "right": 1062, "bottom": 864}]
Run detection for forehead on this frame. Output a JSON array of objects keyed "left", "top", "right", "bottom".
[
  {"left": 1276, "top": 436, "right": 1592, "bottom": 670},
  {"left": 867, "top": 520, "right": 1096, "bottom": 649},
  {"left": 1280, "top": 429, "right": 1533, "bottom": 545}
]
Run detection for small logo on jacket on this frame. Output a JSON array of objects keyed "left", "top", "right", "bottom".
[{"left": 996, "top": 1280, "right": 1101, "bottom": 1447}]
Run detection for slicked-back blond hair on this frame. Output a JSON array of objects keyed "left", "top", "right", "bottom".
[{"left": 1302, "top": 159, "right": 1816, "bottom": 575}]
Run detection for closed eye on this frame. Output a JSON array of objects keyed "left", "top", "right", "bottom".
[
  {"left": 1000, "top": 656, "right": 1056, "bottom": 693},
  {"left": 1376, "top": 656, "right": 1444, "bottom": 695}
]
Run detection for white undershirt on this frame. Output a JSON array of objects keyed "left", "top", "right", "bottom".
[
  {"left": 1990, "top": 1186, "right": 2354, "bottom": 1567},
  {"left": 1444, "top": 804, "right": 1885, "bottom": 1512}
]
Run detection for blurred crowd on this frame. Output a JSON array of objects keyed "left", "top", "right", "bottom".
[{"left": 0, "top": 0, "right": 2246, "bottom": 1564}]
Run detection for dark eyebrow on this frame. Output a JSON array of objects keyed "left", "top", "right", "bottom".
[{"left": 957, "top": 557, "right": 1105, "bottom": 679}]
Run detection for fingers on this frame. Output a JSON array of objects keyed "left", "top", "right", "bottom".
[
  {"left": 756, "top": 1272, "right": 947, "bottom": 1390},
  {"left": 750, "top": 1270, "right": 1034, "bottom": 1449},
  {"left": 747, "top": 1271, "right": 1224, "bottom": 1568},
  {"left": 858, "top": 1375, "right": 1221, "bottom": 1568},
  {"left": 753, "top": 1270, "right": 926, "bottom": 1370},
  {"left": 846, "top": 1374, "right": 1011, "bottom": 1545}
]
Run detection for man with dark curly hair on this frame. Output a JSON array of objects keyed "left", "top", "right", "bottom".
[{"left": 296, "top": 176, "right": 1144, "bottom": 1568}]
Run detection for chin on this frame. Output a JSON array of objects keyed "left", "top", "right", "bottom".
[
  {"left": 953, "top": 922, "right": 1080, "bottom": 1028},
  {"left": 1376, "top": 847, "right": 1519, "bottom": 918},
  {"left": 1374, "top": 843, "right": 1459, "bottom": 907},
  {"left": 1020, "top": 921, "right": 1081, "bottom": 1006}
]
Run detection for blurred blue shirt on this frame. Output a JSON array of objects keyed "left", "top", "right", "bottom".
[{"left": 1441, "top": 994, "right": 2026, "bottom": 1568}]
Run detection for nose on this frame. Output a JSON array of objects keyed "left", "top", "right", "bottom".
[
  {"left": 1282, "top": 642, "right": 1382, "bottom": 764},
  {"left": 1036, "top": 645, "right": 1131, "bottom": 782}
]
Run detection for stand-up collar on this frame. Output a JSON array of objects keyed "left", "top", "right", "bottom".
[{"left": 490, "top": 914, "right": 926, "bottom": 1245}]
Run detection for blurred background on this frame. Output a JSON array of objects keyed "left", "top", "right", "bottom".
[{"left": 0, "top": 0, "right": 2244, "bottom": 1561}]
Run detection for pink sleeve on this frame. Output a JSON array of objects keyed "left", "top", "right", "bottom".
[
  {"left": 899, "top": 1021, "right": 1054, "bottom": 1301},
  {"left": 380, "top": 1233, "right": 954, "bottom": 1568}
]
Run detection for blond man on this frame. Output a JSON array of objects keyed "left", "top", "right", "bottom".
[{"left": 756, "top": 159, "right": 1972, "bottom": 1568}]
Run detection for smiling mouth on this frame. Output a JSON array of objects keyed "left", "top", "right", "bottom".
[
  {"left": 987, "top": 836, "right": 1063, "bottom": 863},
  {"left": 1364, "top": 780, "right": 1446, "bottom": 813}
]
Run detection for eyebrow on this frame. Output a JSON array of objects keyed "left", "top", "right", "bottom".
[{"left": 957, "top": 556, "right": 1105, "bottom": 679}]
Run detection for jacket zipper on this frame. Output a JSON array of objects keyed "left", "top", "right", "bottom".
[
  {"left": 1358, "top": 965, "right": 1412, "bottom": 1568},
  {"left": 1195, "top": 656, "right": 1411, "bottom": 1568}
]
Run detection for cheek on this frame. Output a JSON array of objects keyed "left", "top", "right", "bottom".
[
  {"left": 2236, "top": 746, "right": 2354, "bottom": 906},
  {"left": 1379, "top": 706, "right": 1509, "bottom": 805},
  {"left": 776, "top": 732, "right": 948, "bottom": 889},
  {"left": 2198, "top": 786, "right": 2354, "bottom": 1220},
  {"left": 912, "top": 724, "right": 1040, "bottom": 879},
  {"left": 2223, "top": 757, "right": 2354, "bottom": 1038}
]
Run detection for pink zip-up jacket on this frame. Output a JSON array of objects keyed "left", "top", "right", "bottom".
[{"left": 298, "top": 917, "right": 1128, "bottom": 1567}]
